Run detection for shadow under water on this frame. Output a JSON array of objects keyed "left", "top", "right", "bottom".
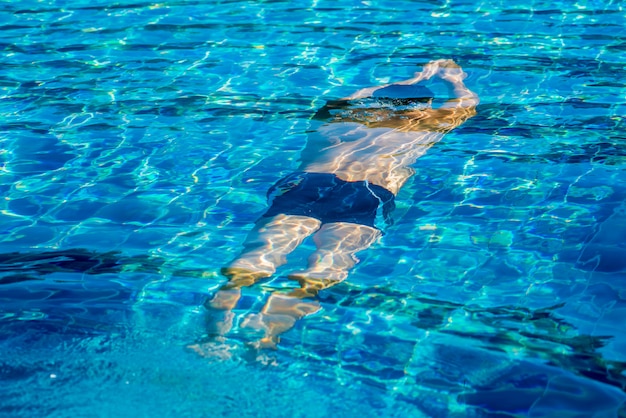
[{"left": 0, "top": 249, "right": 165, "bottom": 284}]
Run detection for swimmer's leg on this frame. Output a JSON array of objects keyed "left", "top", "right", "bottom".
[
  {"left": 290, "top": 222, "right": 381, "bottom": 288},
  {"left": 244, "top": 222, "right": 380, "bottom": 348},
  {"left": 206, "top": 214, "right": 321, "bottom": 336}
]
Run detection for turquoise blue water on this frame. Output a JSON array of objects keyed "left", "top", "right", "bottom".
[{"left": 1, "top": 0, "right": 626, "bottom": 416}]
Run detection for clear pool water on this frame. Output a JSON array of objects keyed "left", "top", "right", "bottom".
[{"left": 1, "top": 0, "right": 625, "bottom": 416}]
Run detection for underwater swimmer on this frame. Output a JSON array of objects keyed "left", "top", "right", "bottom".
[{"left": 204, "top": 59, "right": 478, "bottom": 349}]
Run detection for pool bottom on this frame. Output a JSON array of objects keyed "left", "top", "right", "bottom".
[{"left": 2, "top": 283, "right": 625, "bottom": 418}]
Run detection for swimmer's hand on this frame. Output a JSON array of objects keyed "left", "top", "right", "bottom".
[{"left": 435, "top": 59, "right": 468, "bottom": 83}]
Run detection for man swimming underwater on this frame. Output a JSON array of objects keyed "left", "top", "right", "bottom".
[{"left": 204, "top": 59, "right": 478, "bottom": 349}]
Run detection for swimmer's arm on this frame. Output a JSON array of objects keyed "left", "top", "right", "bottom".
[
  {"left": 436, "top": 61, "right": 479, "bottom": 111},
  {"left": 402, "top": 61, "right": 478, "bottom": 131}
]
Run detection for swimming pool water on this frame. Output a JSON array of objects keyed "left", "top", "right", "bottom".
[{"left": 1, "top": 0, "right": 625, "bottom": 416}]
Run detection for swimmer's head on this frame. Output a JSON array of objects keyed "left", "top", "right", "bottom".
[{"left": 372, "top": 84, "right": 434, "bottom": 106}]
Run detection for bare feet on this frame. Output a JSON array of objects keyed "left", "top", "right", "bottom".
[
  {"left": 202, "top": 269, "right": 327, "bottom": 351},
  {"left": 203, "top": 267, "right": 272, "bottom": 336},
  {"left": 239, "top": 291, "right": 322, "bottom": 349}
]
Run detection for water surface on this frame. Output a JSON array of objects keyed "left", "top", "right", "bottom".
[{"left": 1, "top": 0, "right": 625, "bottom": 416}]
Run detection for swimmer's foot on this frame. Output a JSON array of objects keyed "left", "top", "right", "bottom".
[
  {"left": 241, "top": 313, "right": 288, "bottom": 351},
  {"left": 246, "top": 334, "right": 280, "bottom": 351},
  {"left": 188, "top": 339, "right": 278, "bottom": 366},
  {"left": 241, "top": 293, "right": 322, "bottom": 350},
  {"left": 187, "top": 338, "right": 241, "bottom": 361}
]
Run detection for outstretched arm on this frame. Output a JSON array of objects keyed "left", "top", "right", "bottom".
[{"left": 313, "top": 60, "right": 478, "bottom": 131}]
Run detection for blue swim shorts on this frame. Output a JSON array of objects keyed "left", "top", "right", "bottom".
[{"left": 263, "top": 172, "right": 395, "bottom": 229}]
